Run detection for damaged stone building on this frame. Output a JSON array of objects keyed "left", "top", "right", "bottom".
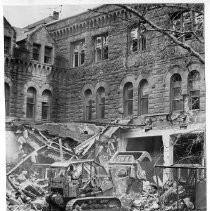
[{"left": 4, "top": 4, "right": 205, "bottom": 182}]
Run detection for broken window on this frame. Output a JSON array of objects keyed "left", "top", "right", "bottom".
[
  {"left": 130, "top": 25, "right": 146, "bottom": 52},
  {"left": 171, "top": 10, "right": 204, "bottom": 40},
  {"left": 32, "top": 44, "right": 41, "bottom": 61},
  {"left": 84, "top": 89, "right": 93, "bottom": 121},
  {"left": 96, "top": 87, "right": 105, "bottom": 119},
  {"left": 42, "top": 89, "right": 52, "bottom": 121},
  {"left": 44, "top": 46, "right": 52, "bottom": 64},
  {"left": 26, "top": 87, "right": 36, "bottom": 119},
  {"left": 94, "top": 34, "right": 108, "bottom": 62},
  {"left": 124, "top": 82, "right": 133, "bottom": 116},
  {"left": 5, "top": 82, "right": 10, "bottom": 116},
  {"left": 4, "top": 36, "right": 11, "bottom": 55},
  {"left": 72, "top": 40, "right": 85, "bottom": 67},
  {"left": 188, "top": 70, "right": 200, "bottom": 110},
  {"left": 139, "top": 80, "right": 149, "bottom": 115},
  {"left": 171, "top": 74, "right": 183, "bottom": 112}
]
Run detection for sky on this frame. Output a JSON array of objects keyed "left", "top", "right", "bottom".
[{"left": 3, "top": 4, "right": 100, "bottom": 28}]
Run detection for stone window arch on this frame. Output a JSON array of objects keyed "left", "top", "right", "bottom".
[
  {"left": 42, "top": 89, "right": 52, "bottom": 121},
  {"left": 26, "top": 87, "right": 37, "bottom": 119},
  {"left": 188, "top": 70, "right": 201, "bottom": 110},
  {"left": 170, "top": 73, "right": 183, "bottom": 111},
  {"left": 84, "top": 89, "right": 93, "bottom": 121},
  {"left": 5, "top": 82, "right": 10, "bottom": 116},
  {"left": 123, "top": 82, "right": 133, "bottom": 116},
  {"left": 96, "top": 87, "right": 105, "bottom": 119},
  {"left": 138, "top": 79, "right": 149, "bottom": 115}
]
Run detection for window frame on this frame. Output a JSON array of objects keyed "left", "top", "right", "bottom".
[
  {"left": 130, "top": 25, "right": 146, "bottom": 53},
  {"left": 44, "top": 46, "right": 52, "bottom": 64},
  {"left": 72, "top": 40, "right": 85, "bottom": 67},
  {"left": 170, "top": 74, "right": 183, "bottom": 112},
  {"left": 96, "top": 87, "right": 106, "bottom": 119},
  {"left": 42, "top": 90, "right": 52, "bottom": 121},
  {"left": 123, "top": 82, "right": 133, "bottom": 117},
  {"left": 26, "top": 87, "right": 36, "bottom": 119},
  {"left": 171, "top": 10, "right": 204, "bottom": 41},
  {"left": 94, "top": 34, "right": 109, "bottom": 62},
  {"left": 32, "top": 43, "right": 41, "bottom": 61},
  {"left": 138, "top": 80, "right": 149, "bottom": 115},
  {"left": 188, "top": 70, "right": 201, "bottom": 110},
  {"left": 84, "top": 89, "right": 93, "bottom": 121}
]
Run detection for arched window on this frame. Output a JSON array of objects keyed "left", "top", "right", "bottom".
[
  {"left": 84, "top": 89, "right": 92, "bottom": 121},
  {"left": 171, "top": 74, "right": 183, "bottom": 111},
  {"left": 42, "top": 90, "right": 52, "bottom": 120},
  {"left": 139, "top": 80, "right": 149, "bottom": 115},
  {"left": 26, "top": 87, "right": 36, "bottom": 119},
  {"left": 188, "top": 70, "right": 200, "bottom": 110},
  {"left": 5, "top": 83, "right": 10, "bottom": 116},
  {"left": 124, "top": 82, "right": 133, "bottom": 116},
  {"left": 96, "top": 87, "right": 105, "bottom": 119}
]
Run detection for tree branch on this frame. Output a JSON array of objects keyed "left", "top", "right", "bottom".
[{"left": 116, "top": 4, "right": 205, "bottom": 64}]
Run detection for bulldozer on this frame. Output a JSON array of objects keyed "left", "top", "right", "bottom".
[{"left": 45, "top": 159, "right": 121, "bottom": 211}]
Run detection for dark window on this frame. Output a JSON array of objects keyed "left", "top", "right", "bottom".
[
  {"left": 84, "top": 89, "right": 92, "bottom": 121},
  {"left": 5, "top": 83, "right": 10, "bottom": 116},
  {"left": 26, "top": 87, "right": 36, "bottom": 119},
  {"left": 130, "top": 25, "right": 146, "bottom": 52},
  {"left": 188, "top": 70, "right": 200, "bottom": 110},
  {"left": 171, "top": 74, "right": 183, "bottom": 111},
  {"left": 73, "top": 40, "right": 85, "bottom": 67},
  {"left": 4, "top": 36, "right": 11, "bottom": 55},
  {"left": 42, "top": 90, "right": 52, "bottom": 120},
  {"left": 94, "top": 34, "right": 108, "bottom": 62},
  {"left": 139, "top": 80, "right": 149, "bottom": 115},
  {"left": 96, "top": 87, "right": 105, "bottom": 119},
  {"left": 32, "top": 44, "right": 40, "bottom": 61},
  {"left": 124, "top": 82, "right": 133, "bottom": 116},
  {"left": 44, "top": 46, "right": 52, "bottom": 64}
]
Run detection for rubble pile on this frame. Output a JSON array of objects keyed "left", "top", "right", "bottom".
[
  {"left": 7, "top": 171, "right": 48, "bottom": 211},
  {"left": 118, "top": 179, "right": 196, "bottom": 211}
]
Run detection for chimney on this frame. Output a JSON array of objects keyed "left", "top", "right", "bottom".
[{"left": 53, "top": 11, "right": 59, "bottom": 20}]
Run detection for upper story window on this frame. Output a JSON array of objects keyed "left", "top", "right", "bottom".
[
  {"left": 4, "top": 36, "right": 11, "bottom": 55},
  {"left": 84, "top": 89, "right": 92, "bottom": 121},
  {"left": 5, "top": 83, "right": 10, "bottom": 116},
  {"left": 96, "top": 87, "right": 105, "bottom": 119},
  {"left": 139, "top": 80, "right": 149, "bottom": 115},
  {"left": 188, "top": 70, "right": 200, "bottom": 110},
  {"left": 172, "top": 11, "right": 204, "bottom": 40},
  {"left": 73, "top": 40, "right": 85, "bottom": 67},
  {"left": 123, "top": 82, "right": 133, "bottom": 116},
  {"left": 32, "top": 44, "right": 41, "bottom": 61},
  {"left": 42, "top": 90, "right": 52, "bottom": 121},
  {"left": 26, "top": 87, "right": 36, "bottom": 119},
  {"left": 171, "top": 74, "right": 183, "bottom": 112},
  {"left": 130, "top": 25, "right": 146, "bottom": 53},
  {"left": 44, "top": 46, "right": 52, "bottom": 64},
  {"left": 94, "top": 34, "right": 108, "bottom": 62}
]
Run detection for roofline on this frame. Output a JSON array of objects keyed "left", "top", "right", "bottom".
[
  {"left": 4, "top": 16, "right": 16, "bottom": 32},
  {"left": 46, "top": 4, "right": 113, "bottom": 27}
]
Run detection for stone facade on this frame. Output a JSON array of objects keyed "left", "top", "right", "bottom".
[{"left": 4, "top": 4, "right": 205, "bottom": 169}]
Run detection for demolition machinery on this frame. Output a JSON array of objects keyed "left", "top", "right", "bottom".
[{"left": 45, "top": 159, "right": 121, "bottom": 211}]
